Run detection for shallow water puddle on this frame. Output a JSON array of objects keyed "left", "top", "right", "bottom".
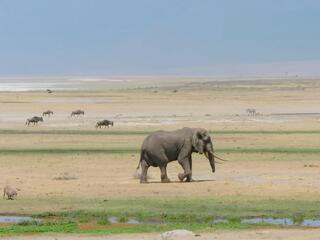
[
  {"left": 0, "top": 216, "right": 33, "bottom": 223},
  {"left": 241, "top": 218, "right": 294, "bottom": 225},
  {"left": 302, "top": 219, "right": 320, "bottom": 227},
  {"left": 106, "top": 216, "right": 320, "bottom": 227},
  {"left": 2, "top": 215, "right": 320, "bottom": 227},
  {"left": 212, "top": 218, "right": 320, "bottom": 227},
  {"left": 107, "top": 217, "right": 161, "bottom": 225}
]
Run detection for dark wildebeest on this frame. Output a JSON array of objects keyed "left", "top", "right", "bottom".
[
  {"left": 246, "top": 108, "right": 256, "bottom": 116},
  {"left": 95, "top": 120, "right": 114, "bottom": 129},
  {"left": 70, "top": 110, "right": 85, "bottom": 117},
  {"left": 42, "top": 110, "right": 53, "bottom": 117},
  {"left": 25, "top": 116, "right": 43, "bottom": 126},
  {"left": 46, "top": 89, "right": 53, "bottom": 93}
]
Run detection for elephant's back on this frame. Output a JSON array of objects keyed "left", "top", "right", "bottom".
[
  {"left": 141, "top": 131, "right": 164, "bottom": 148},
  {"left": 141, "top": 130, "right": 181, "bottom": 151}
]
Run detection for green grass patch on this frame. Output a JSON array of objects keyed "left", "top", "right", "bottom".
[
  {"left": 0, "top": 221, "right": 254, "bottom": 236},
  {"left": 0, "top": 148, "right": 139, "bottom": 155},
  {"left": 1, "top": 197, "right": 320, "bottom": 235},
  {"left": 213, "top": 130, "right": 320, "bottom": 135},
  {"left": 1, "top": 129, "right": 320, "bottom": 136},
  {"left": 218, "top": 147, "right": 320, "bottom": 154},
  {"left": 1, "top": 147, "right": 320, "bottom": 155},
  {"left": 32, "top": 197, "right": 320, "bottom": 223},
  {"left": 0, "top": 129, "right": 149, "bottom": 136},
  {"left": 0, "top": 222, "right": 77, "bottom": 236}
]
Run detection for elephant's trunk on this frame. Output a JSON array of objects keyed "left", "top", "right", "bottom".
[{"left": 204, "top": 150, "right": 215, "bottom": 173}]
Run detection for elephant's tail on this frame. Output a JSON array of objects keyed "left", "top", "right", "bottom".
[
  {"left": 133, "top": 149, "right": 144, "bottom": 179},
  {"left": 136, "top": 149, "right": 146, "bottom": 170}
]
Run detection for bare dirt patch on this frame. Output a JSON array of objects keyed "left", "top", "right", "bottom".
[{"left": 3, "top": 229, "right": 320, "bottom": 240}]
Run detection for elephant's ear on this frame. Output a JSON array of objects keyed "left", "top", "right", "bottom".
[{"left": 192, "top": 130, "right": 205, "bottom": 153}]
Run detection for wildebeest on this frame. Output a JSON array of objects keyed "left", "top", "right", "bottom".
[
  {"left": 3, "top": 186, "right": 17, "bottom": 200},
  {"left": 42, "top": 110, "right": 53, "bottom": 117},
  {"left": 70, "top": 110, "right": 85, "bottom": 117},
  {"left": 246, "top": 108, "right": 256, "bottom": 116},
  {"left": 46, "top": 89, "right": 53, "bottom": 93},
  {"left": 25, "top": 116, "right": 43, "bottom": 126},
  {"left": 95, "top": 120, "right": 114, "bottom": 129}
]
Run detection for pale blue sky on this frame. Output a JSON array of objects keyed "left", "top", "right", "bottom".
[{"left": 0, "top": 0, "right": 320, "bottom": 76}]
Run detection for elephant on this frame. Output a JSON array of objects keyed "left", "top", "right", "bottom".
[{"left": 136, "top": 127, "right": 217, "bottom": 183}]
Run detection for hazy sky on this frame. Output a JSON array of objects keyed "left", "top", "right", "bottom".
[{"left": 1, "top": 0, "right": 320, "bottom": 76}]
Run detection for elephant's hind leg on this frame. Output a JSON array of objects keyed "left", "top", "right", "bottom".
[
  {"left": 157, "top": 150, "right": 170, "bottom": 183},
  {"left": 160, "top": 165, "right": 170, "bottom": 183},
  {"left": 140, "top": 159, "right": 149, "bottom": 184}
]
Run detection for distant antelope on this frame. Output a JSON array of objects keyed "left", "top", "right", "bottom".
[
  {"left": 70, "top": 110, "right": 85, "bottom": 117},
  {"left": 42, "top": 110, "right": 53, "bottom": 117},
  {"left": 25, "top": 116, "right": 43, "bottom": 126},
  {"left": 95, "top": 120, "right": 114, "bottom": 129},
  {"left": 46, "top": 89, "right": 53, "bottom": 93},
  {"left": 246, "top": 108, "right": 256, "bottom": 116}
]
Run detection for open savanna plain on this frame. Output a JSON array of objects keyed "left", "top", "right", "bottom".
[{"left": 1, "top": 78, "right": 320, "bottom": 239}]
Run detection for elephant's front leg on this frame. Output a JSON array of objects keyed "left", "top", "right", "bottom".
[
  {"left": 186, "top": 157, "right": 194, "bottom": 182},
  {"left": 178, "top": 158, "right": 192, "bottom": 182}
]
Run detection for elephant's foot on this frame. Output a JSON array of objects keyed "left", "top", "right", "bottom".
[
  {"left": 178, "top": 173, "right": 186, "bottom": 182},
  {"left": 140, "top": 179, "right": 148, "bottom": 184},
  {"left": 161, "top": 178, "right": 171, "bottom": 183},
  {"left": 186, "top": 178, "right": 195, "bottom": 182}
]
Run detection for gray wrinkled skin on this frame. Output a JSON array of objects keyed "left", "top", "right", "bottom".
[{"left": 136, "top": 127, "right": 215, "bottom": 183}]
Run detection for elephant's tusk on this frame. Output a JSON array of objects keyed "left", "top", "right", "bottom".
[{"left": 209, "top": 151, "right": 229, "bottom": 162}]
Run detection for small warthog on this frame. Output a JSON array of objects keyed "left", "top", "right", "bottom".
[
  {"left": 3, "top": 186, "right": 17, "bottom": 200},
  {"left": 70, "top": 110, "right": 85, "bottom": 117},
  {"left": 25, "top": 116, "right": 43, "bottom": 126},
  {"left": 42, "top": 110, "right": 53, "bottom": 117},
  {"left": 95, "top": 120, "right": 114, "bottom": 129}
]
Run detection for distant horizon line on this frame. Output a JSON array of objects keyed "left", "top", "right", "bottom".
[{"left": 0, "top": 74, "right": 319, "bottom": 80}]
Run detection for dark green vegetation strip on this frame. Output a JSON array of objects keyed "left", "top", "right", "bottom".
[
  {"left": 1, "top": 197, "right": 320, "bottom": 235},
  {"left": 0, "top": 222, "right": 251, "bottom": 236},
  {"left": 0, "top": 129, "right": 149, "bottom": 136},
  {"left": 34, "top": 198, "right": 320, "bottom": 221},
  {"left": 1, "top": 147, "right": 320, "bottom": 155},
  {"left": 219, "top": 148, "right": 320, "bottom": 154},
  {"left": 0, "top": 223, "right": 76, "bottom": 236},
  {"left": 0, "top": 148, "right": 140, "bottom": 155},
  {"left": 1, "top": 129, "right": 320, "bottom": 136}
]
